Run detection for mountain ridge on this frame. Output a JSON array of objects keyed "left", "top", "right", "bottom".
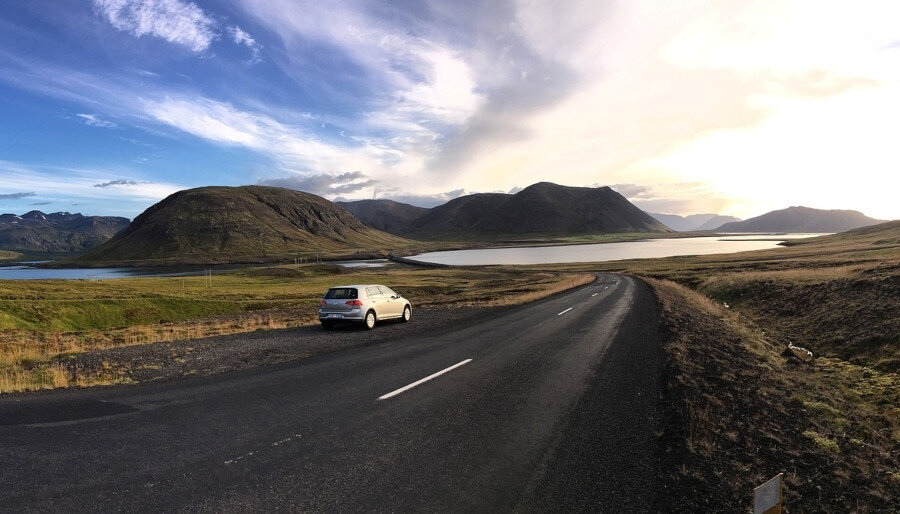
[
  {"left": 404, "top": 182, "right": 670, "bottom": 238},
  {"left": 335, "top": 199, "right": 428, "bottom": 233},
  {"left": 648, "top": 212, "right": 742, "bottom": 232},
  {"left": 70, "top": 186, "right": 411, "bottom": 266},
  {"left": 714, "top": 206, "right": 885, "bottom": 233},
  {"left": 0, "top": 210, "right": 130, "bottom": 254}
]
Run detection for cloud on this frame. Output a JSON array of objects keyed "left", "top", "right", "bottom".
[
  {"left": 608, "top": 184, "right": 652, "bottom": 199},
  {"left": 0, "top": 160, "right": 183, "bottom": 217},
  {"left": 76, "top": 113, "right": 118, "bottom": 128},
  {"left": 30, "top": 201, "right": 52, "bottom": 206},
  {"left": 93, "top": 0, "right": 216, "bottom": 52},
  {"left": 607, "top": 182, "right": 733, "bottom": 216},
  {"left": 94, "top": 179, "right": 143, "bottom": 188},
  {"left": 370, "top": 188, "right": 467, "bottom": 208},
  {"left": 259, "top": 171, "right": 376, "bottom": 196},
  {"left": 228, "top": 25, "right": 261, "bottom": 64},
  {"left": 0, "top": 192, "right": 36, "bottom": 199}
]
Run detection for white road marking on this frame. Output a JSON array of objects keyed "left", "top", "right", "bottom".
[
  {"left": 378, "top": 359, "right": 473, "bottom": 400},
  {"left": 224, "top": 434, "right": 302, "bottom": 464},
  {"left": 557, "top": 307, "right": 573, "bottom": 316},
  {"left": 591, "top": 293, "right": 598, "bottom": 297}
]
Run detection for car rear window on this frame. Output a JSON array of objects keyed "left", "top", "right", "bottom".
[{"left": 324, "top": 288, "right": 358, "bottom": 300}]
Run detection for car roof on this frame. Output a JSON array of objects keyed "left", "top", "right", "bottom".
[{"left": 327, "top": 284, "right": 386, "bottom": 289}]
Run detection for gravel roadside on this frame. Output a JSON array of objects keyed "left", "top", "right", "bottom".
[{"left": 66, "top": 305, "right": 503, "bottom": 386}]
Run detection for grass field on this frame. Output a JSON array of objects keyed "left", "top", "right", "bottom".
[
  {"left": 0, "top": 250, "right": 22, "bottom": 261},
  {"left": 0, "top": 264, "right": 593, "bottom": 393}
]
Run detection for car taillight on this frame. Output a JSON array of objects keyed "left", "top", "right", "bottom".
[
  {"left": 345, "top": 300, "right": 363, "bottom": 306},
  {"left": 320, "top": 300, "right": 327, "bottom": 306}
]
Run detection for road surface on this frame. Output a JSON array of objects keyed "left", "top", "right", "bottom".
[{"left": 0, "top": 274, "right": 660, "bottom": 511}]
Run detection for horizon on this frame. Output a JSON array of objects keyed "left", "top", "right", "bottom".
[
  {"left": 1, "top": 1, "right": 899, "bottom": 220},
  {"left": 0, "top": 181, "right": 892, "bottom": 223}
]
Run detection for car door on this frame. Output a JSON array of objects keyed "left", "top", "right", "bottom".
[
  {"left": 366, "top": 286, "right": 387, "bottom": 318},
  {"left": 378, "top": 286, "right": 402, "bottom": 317}
]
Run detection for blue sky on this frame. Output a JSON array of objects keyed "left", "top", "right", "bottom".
[{"left": 1, "top": 0, "right": 898, "bottom": 220}]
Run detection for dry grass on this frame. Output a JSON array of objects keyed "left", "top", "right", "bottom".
[
  {"left": 0, "top": 265, "right": 592, "bottom": 393},
  {"left": 649, "top": 278, "right": 898, "bottom": 512},
  {"left": 0, "top": 250, "right": 22, "bottom": 261}
]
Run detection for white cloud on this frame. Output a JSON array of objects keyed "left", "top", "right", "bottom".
[
  {"left": 0, "top": 160, "right": 183, "bottom": 216},
  {"left": 259, "top": 171, "right": 375, "bottom": 196},
  {"left": 142, "top": 96, "right": 421, "bottom": 183},
  {"left": 93, "top": 0, "right": 216, "bottom": 52},
  {"left": 235, "top": 0, "right": 484, "bottom": 142},
  {"left": 76, "top": 113, "right": 118, "bottom": 128},
  {"left": 228, "top": 25, "right": 262, "bottom": 64}
]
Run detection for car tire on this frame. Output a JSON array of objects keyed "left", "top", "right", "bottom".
[
  {"left": 364, "top": 310, "right": 376, "bottom": 330},
  {"left": 402, "top": 305, "right": 411, "bottom": 322},
  {"left": 320, "top": 320, "right": 334, "bottom": 329}
]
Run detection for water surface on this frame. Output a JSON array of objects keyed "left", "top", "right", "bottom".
[
  {"left": 407, "top": 234, "right": 825, "bottom": 266},
  {"left": 0, "top": 264, "right": 242, "bottom": 281}
]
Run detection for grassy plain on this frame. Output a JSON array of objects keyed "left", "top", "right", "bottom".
[
  {"left": 0, "top": 265, "right": 593, "bottom": 393},
  {"left": 0, "top": 250, "right": 22, "bottom": 261}
]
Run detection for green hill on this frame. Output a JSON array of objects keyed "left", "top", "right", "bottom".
[
  {"left": 405, "top": 182, "right": 671, "bottom": 239},
  {"left": 335, "top": 199, "right": 428, "bottom": 233},
  {"left": 70, "top": 186, "right": 413, "bottom": 266}
]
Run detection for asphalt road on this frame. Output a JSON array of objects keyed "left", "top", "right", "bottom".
[{"left": 0, "top": 273, "right": 660, "bottom": 512}]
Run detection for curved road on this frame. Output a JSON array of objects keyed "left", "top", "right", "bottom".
[{"left": 0, "top": 274, "right": 660, "bottom": 511}]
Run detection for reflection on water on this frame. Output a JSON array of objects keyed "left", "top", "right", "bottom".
[
  {"left": 0, "top": 264, "right": 242, "bottom": 281},
  {"left": 0, "top": 235, "right": 826, "bottom": 278},
  {"left": 407, "top": 234, "right": 826, "bottom": 266}
]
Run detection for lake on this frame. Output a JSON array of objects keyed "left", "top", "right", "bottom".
[
  {"left": 0, "top": 235, "right": 825, "bottom": 279},
  {"left": 0, "top": 264, "right": 244, "bottom": 281},
  {"left": 405, "top": 234, "right": 826, "bottom": 266}
]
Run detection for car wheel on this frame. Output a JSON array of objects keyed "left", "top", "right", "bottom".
[
  {"left": 320, "top": 320, "right": 334, "bottom": 329},
  {"left": 402, "top": 305, "right": 411, "bottom": 322},
  {"left": 364, "top": 310, "right": 376, "bottom": 330}
]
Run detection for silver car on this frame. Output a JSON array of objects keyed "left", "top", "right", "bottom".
[{"left": 318, "top": 284, "right": 412, "bottom": 329}]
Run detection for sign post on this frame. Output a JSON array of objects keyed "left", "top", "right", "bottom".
[{"left": 753, "top": 473, "right": 784, "bottom": 514}]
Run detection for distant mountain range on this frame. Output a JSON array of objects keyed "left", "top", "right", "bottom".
[
  {"left": 715, "top": 206, "right": 886, "bottom": 233},
  {"left": 71, "top": 186, "right": 409, "bottom": 265},
  {"left": 404, "top": 182, "right": 671, "bottom": 238},
  {"left": 0, "top": 211, "right": 130, "bottom": 254},
  {"left": 335, "top": 199, "right": 428, "bottom": 234},
  {"left": 648, "top": 213, "right": 742, "bottom": 232},
  {"left": 35, "top": 182, "right": 890, "bottom": 266}
]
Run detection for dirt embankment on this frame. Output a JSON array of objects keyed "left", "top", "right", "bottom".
[{"left": 650, "top": 279, "right": 898, "bottom": 512}]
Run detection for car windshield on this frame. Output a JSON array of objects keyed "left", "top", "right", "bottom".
[{"left": 324, "top": 288, "right": 358, "bottom": 300}]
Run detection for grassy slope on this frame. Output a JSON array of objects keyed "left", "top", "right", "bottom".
[
  {"left": 68, "top": 186, "right": 422, "bottom": 267},
  {"left": 0, "top": 250, "right": 22, "bottom": 261},
  {"left": 652, "top": 280, "right": 897, "bottom": 511},
  {"left": 533, "top": 221, "right": 900, "bottom": 371},
  {"left": 0, "top": 265, "right": 593, "bottom": 393}
]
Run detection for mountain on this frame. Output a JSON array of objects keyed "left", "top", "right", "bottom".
[
  {"left": 648, "top": 213, "right": 742, "bottom": 232},
  {"left": 714, "top": 206, "right": 886, "bottom": 233},
  {"left": 695, "top": 215, "right": 742, "bottom": 231},
  {"left": 335, "top": 199, "right": 428, "bottom": 234},
  {"left": 0, "top": 211, "right": 130, "bottom": 254},
  {"left": 71, "top": 186, "right": 410, "bottom": 265},
  {"left": 405, "top": 182, "right": 671, "bottom": 238}
]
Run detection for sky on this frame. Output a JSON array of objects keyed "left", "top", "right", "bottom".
[{"left": 0, "top": 0, "right": 898, "bottom": 220}]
